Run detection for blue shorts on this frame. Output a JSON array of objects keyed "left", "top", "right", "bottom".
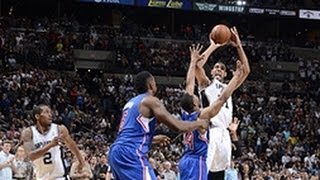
[
  {"left": 109, "top": 144, "right": 156, "bottom": 180},
  {"left": 179, "top": 155, "right": 207, "bottom": 180}
]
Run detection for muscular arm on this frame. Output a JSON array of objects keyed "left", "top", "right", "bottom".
[
  {"left": 197, "top": 43, "right": 220, "bottom": 68},
  {"left": 140, "top": 96, "right": 207, "bottom": 133},
  {"left": 185, "top": 57, "right": 197, "bottom": 95},
  {"left": 233, "top": 46, "right": 250, "bottom": 89},
  {"left": 195, "top": 40, "right": 223, "bottom": 89},
  {"left": 59, "top": 125, "right": 85, "bottom": 165},
  {"left": 195, "top": 45, "right": 218, "bottom": 89},
  {"left": 21, "top": 128, "right": 54, "bottom": 161},
  {"left": 186, "top": 44, "right": 205, "bottom": 94},
  {"left": 231, "top": 27, "right": 250, "bottom": 88},
  {"left": 195, "top": 64, "right": 210, "bottom": 90}
]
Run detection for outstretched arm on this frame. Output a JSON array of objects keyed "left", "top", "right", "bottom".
[
  {"left": 185, "top": 44, "right": 203, "bottom": 95},
  {"left": 140, "top": 96, "right": 209, "bottom": 133},
  {"left": 200, "top": 61, "right": 244, "bottom": 119},
  {"left": 230, "top": 26, "right": 250, "bottom": 88}
]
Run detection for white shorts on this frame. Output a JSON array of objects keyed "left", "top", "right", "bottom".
[{"left": 206, "top": 127, "right": 232, "bottom": 172}]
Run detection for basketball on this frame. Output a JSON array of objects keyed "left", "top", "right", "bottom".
[{"left": 210, "top": 24, "right": 231, "bottom": 44}]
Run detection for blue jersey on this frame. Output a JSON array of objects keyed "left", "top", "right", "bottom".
[
  {"left": 109, "top": 93, "right": 157, "bottom": 179},
  {"left": 181, "top": 110, "right": 209, "bottom": 157},
  {"left": 179, "top": 110, "right": 209, "bottom": 180},
  {"left": 112, "top": 93, "right": 157, "bottom": 155}
]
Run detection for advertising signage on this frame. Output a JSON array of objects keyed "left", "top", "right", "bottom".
[
  {"left": 193, "top": 2, "right": 218, "bottom": 11},
  {"left": 136, "top": 0, "right": 192, "bottom": 10},
  {"left": 78, "top": 0, "right": 134, "bottom": 5},
  {"left": 193, "top": 3, "right": 245, "bottom": 13},
  {"left": 248, "top": 7, "right": 296, "bottom": 16},
  {"left": 218, "top": 5, "right": 245, "bottom": 13},
  {"left": 299, "top": 9, "right": 320, "bottom": 20}
]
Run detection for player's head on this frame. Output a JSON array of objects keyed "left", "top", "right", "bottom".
[
  {"left": 2, "top": 140, "right": 12, "bottom": 154},
  {"left": 211, "top": 62, "right": 227, "bottom": 81},
  {"left": 180, "top": 92, "right": 200, "bottom": 113},
  {"left": 134, "top": 71, "right": 157, "bottom": 95},
  {"left": 32, "top": 104, "right": 53, "bottom": 127}
]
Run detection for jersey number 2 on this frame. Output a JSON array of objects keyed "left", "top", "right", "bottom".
[{"left": 43, "top": 152, "right": 53, "bottom": 164}]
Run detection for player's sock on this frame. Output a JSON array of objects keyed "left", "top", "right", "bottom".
[{"left": 207, "top": 170, "right": 225, "bottom": 180}]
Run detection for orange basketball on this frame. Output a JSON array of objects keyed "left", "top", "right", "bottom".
[{"left": 210, "top": 24, "right": 231, "bottom": 44}]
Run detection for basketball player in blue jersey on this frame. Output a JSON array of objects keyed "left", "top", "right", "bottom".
[
  {"left": 196, "top": 26, "right": 250, "bottom": 180},
  {"left": 108, "top": 71, "right": 210, "bottom": 180},
  {"left": 21, "top": 104, "right": 85, "bottom": 180},
  {"left": 178, "top": 44, "right": 246, "bottom": 180}
]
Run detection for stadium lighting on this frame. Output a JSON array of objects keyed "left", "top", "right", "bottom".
[{"left": 236, "top": 0, "right": 246, "bottom": 6}]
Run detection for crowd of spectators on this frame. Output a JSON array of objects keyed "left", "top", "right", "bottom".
[
  {"left": 1, "top": 15, "right": 304, "bottom": 82},
  {"left": 0, "top": 15, "right": 319, "bottom": 179}
]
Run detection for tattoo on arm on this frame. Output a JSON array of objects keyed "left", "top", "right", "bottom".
[{"left": 21, "top": 128, "right": 35, "bottom": 160}]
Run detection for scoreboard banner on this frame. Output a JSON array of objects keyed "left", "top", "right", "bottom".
[
  {"left": 136, "top": 0, "right": 192, "bottom": 9},
  {"left": 248, "top": 7, "right": 296, "bottom": 16}
]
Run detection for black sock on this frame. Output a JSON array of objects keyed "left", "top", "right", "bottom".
[{"left": 207, "top": 170, "right": 225, "bottom": 180}]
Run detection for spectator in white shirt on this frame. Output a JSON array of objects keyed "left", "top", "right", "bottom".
[
  {"left": 281, "top": 152, "right": 291, "bottom": 166},
  {"left": 0, "top": 140, "right": 16, "bottom": 180}
]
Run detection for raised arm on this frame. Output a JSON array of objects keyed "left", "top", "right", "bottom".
[
  {"left": 230, "top": 26, "right": 250, "bottom": 88},
  {"left": 185, "top": 44, "right": 203, "bottom": 94},
  {"left": 197, "top": 36, "right": 223, "bottom": 68},
  {"left": 140, "top": 96, "right": 209, "bottom": 133},
  {"left": 196, "top": 37, "right": 224, "bottom": 89},
  {"left": 60, "top": 125, "right": 85, "bottom": 171},
  {"left": 200, "top": 61, "right": 244, "bottom": 120}
]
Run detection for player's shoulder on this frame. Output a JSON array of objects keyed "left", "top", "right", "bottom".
[
  {"left": 57, "top": 124, "right": 68, "bottom": 132},
  {"left": 141, "top": 94, "right": 160, "bottom": 105}
]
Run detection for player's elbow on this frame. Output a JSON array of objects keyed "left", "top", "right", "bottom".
[{"left": 244, "top": 66, "right": 251, "bottom": 75}]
